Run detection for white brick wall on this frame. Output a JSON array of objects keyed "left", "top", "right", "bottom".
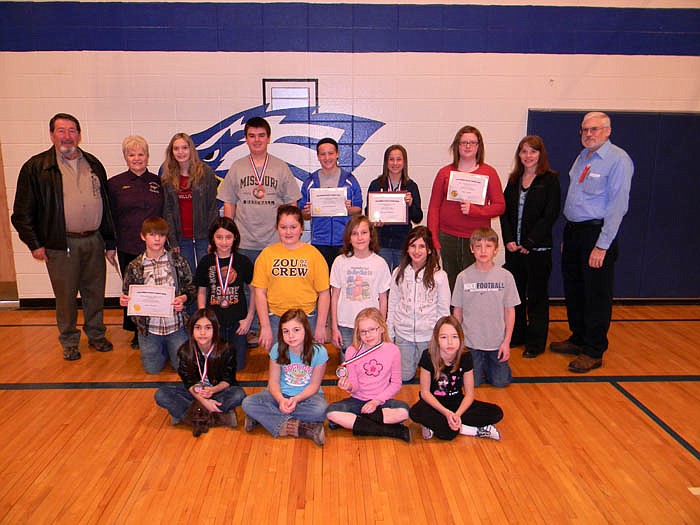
[{"left": 2, "top": 44, "right": 699, "bottom": 298}]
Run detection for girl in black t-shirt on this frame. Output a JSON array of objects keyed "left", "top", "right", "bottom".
[
  {"left": 195, "top": 217, "right": 254, "bottom": 370},
  {"left": 409, "top": 316, "right": 503, "bottom": 440}
]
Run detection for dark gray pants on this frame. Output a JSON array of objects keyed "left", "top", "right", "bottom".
[{"left": 45, "top": 233, "right": 107, "bottom": 349}]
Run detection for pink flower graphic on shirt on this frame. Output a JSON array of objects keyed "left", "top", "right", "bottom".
[{"left": 363, "top": 359, "right": 383, "bottom": 376}]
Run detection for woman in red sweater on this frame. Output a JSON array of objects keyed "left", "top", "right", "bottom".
[{"left": 427, "top": 125, "right": 505, "bottom": 291}]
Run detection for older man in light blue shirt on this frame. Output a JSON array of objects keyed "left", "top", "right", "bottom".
[{"left": 551, "top": 112, "right": 634, "bottom": 372}]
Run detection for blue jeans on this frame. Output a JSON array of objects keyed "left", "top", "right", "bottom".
[
  {"left": 155, "top": 383, "right": 246, "bottom": 420},
  {"left": 242, "top": 389, "right": 328, "bottom": 437},
  {"left": 469, "top": 348, "right": 512, "bottom": 388},
  {"left": 379, "top": 247, "right": 402, "bottom": 273},
  {"left": 239, "top": 248, "right": 262, "bottom": 333},
  {"left": 337, "top": 325, "right": 354, "bottom": 360},
  {"left": 220, "top": 325, "right": 247, "bottom": 371},
  {"left": 138, "top": 327, "right": 188, "bottom": 374},
  {"left": 326, "top": 396, "right": 409, "bottom": 416},
  {"left": 179, "top": 238, "right": 209, "bottom": 314},
  {"left": 394, "top": 334, "right": 430, "bottom": 383},
  {"left": 269, "top": 309, "right": 317, "bottom": 345},
  {"left": 179, "top": 237, "right": 209, "bottom": 275}
]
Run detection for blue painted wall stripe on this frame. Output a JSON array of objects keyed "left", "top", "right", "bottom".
[{"left": 0, "top": 2, "right": 698, "bottom": 55}]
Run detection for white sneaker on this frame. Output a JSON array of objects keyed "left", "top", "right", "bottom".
[
  {"left": 421, "top": 426, "right": 434, "bottom": 440},
  {"left": 475, "top": 425, "right": 501, "bottom": 441}
]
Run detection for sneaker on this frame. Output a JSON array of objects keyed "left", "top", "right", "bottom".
[
  {"left": 88, "top": 338, "right": 114, "bottom": 352},
  {"left": 244, "top": 415, "right": 258, "bottom": 432},
  {"left": 476, "top": 425, "right": 501, "bottom": 441},
  {"left": 421, "top": 426, "right": 434, "bottom": 440},
  {"left": 63, "top": 346, "right": 81, "bottom": 361}
]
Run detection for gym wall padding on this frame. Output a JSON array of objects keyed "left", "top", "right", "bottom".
[{"left": 527, "top": 110, "right": 700, "bottom": 299}]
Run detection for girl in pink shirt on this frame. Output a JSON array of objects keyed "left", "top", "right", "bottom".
[{"left": 326, "top": 307, "right": 410, "bottom": 441}]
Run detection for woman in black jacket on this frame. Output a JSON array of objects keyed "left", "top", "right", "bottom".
[{"left": 500, "top": 136, "right": 561, "bottom": 358}]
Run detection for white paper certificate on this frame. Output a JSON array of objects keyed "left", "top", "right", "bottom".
[
  {"left": 310, "top": 187, "right": 348, "bottom": 217},
  {"left": 446, "top": 171, "right": 489, "bottom": 205},
  {"left": 127, "top": 284, "right": 175, "bottom": 318},
  {"left": 367, "top": 192, "right": 408, "bottom": 224}
]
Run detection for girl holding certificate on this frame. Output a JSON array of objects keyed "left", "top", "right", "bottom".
[
  {"left": 161, "top": 132, "right": 219, "bottom": 275},
  {"left": 387, "top": 226, "right": 451, "bottom": 382},
  {"left": 500, "top": 136, "right": 560, "bottom": 358},
  {"left": 367, "top": 145, "right": 423, "bottom": 271},
  {"left": 252, "top": 205, "right": 330, "bottom": 350},
  {"left": 326, "top": 307, "right": 411, "bottom": 442},
  {"left": 242, "top": 309, "right": 328, "bottom": 446},
  {"left": 427, "top": 126, "right": 505, "bottom": 291},
  {"left": 299, "top": 137, "right": 363, "bottom": 271}
]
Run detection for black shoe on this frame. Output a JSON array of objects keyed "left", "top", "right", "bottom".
[
  {"left": 63, "top": 347, "right": 81, "bottom": 361},
  {"left": 550, "top": 340, "right": 582, "bottom": 355},
  {"left": 130, "top": 335, "right": 139, "bottom": 349},
  {"left": 522, "top": 348, "right": 544, "bottom": 358},
  {"left": 89, "top": 338, "right": 114, "bottom": 352}
]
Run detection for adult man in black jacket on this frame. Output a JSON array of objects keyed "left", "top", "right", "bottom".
[{"left": 12, "top": 113, "right": 116, "bottom": 361}]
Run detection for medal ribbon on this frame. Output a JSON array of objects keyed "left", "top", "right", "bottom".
[
  {"left": 196, "top": 345, "right": 215, "bottom": 385},
  {"left": 339, "top": 341, "right": 384, "bottom": 369},
  {"left": 215, "top": 255, "right": 234, "bottom": 302},
  {"left": 388, "top": 177, "right": 401, "bottom": 192},
  {"left": 249, "top": 154, "right": 269, "bottom": 187}
]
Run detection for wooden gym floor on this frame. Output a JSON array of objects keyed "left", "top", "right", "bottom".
[{"left": 0, "top": 305, "right": 698, "bottom": 524}]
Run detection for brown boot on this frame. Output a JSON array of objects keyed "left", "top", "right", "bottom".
[
  {"left": 280, "top": 418, "right": 300, "bottom": 437},
  {"left": 298, "top": 421, "right": 325, "bottom": 446}
]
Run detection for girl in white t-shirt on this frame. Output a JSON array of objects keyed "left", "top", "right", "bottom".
[
  {"left": 330, "top": 215, "right": 391, "bottom": 358},
  {"left": 241, "top": 309, "right": 328, "bottom": 445},
  {"left": 387, "top": 226, "right": 451, "bottom": 382}
]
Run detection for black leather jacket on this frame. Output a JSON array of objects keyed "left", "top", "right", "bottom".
[
  {"left": 177, "top": 342, "right": 237, "bottom": 390},
  {"left": 12, "top": 147, "right": 116, "bottom": 251}
]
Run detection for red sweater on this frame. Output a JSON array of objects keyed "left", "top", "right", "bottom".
[{"left": 427, "top": 163, "right": 505, "bottom": 250}]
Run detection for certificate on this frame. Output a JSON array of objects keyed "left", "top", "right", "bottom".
[
  {"left": 127, "top": 284, "right": 175, "bottom": 318},
  {"left": 310, "top": 187, "right": 348, "bottom": 217},
  {"left": 367, "top": 192, "right": 408, "bottom": 225},
  {"left": 446, "top": 171, "right": 489, "bottom": 205}
]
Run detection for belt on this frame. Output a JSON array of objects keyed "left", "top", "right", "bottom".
[
  {"left": 66, "top": 230, "right": 97, "bottom": 238},
  {"left": 566, "top": 219, "right": 603, "bottom": 229}
]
